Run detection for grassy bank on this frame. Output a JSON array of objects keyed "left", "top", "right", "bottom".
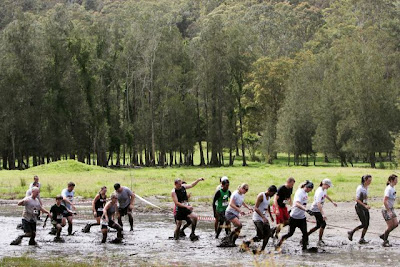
[
  {"left": 0, "top": 160, "right": 398, "bottom": 204},
  {"left": 0, "top": 256, "right": 95, "bottom": 267}
]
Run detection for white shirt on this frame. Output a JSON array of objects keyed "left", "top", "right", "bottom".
[
  {"left": 356, "top": 185, "right": 368, "bottom": 204},
  {"left": 384, "top": 185, "right": 396, "bottom": 209},
  {"left": 290, "top": 188, "right": 308, "bottom": 219},
  {"left": 311, "top": 187, "right": 326, "bottom": 212},
  {"left": 252, "top": 192, "right": 270, "bottom": 221},
  {"left": 61, "top": 188, "right": 75, "bottom": 210},
  {"left": 226, "top": 190, "right": 245, "bottom": 216}
]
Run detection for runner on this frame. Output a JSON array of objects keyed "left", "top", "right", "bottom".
[
  {"left": 380, "top": 174, "right": 398, "bottom": 247},
  {"left": 10, "top": 187, "right": 50, "bottom": 245},
  {"left": 173, "top": 181, "right": 192, "bottom": 237},
  {"left": 274, "top": 177, "right": 295, "bottom": 237},
  {"left": 276, "top": 180, "right": 314, "bottom": 251},
  {"left": 171, "top": 178, "right": 204, "bottom": 241},
  {"left": 347, "top": 175, "right": 372, "bottom": 244},
  {"left": 50, "top": 195, "right": 72, "bottom": 242},
  {"left": 82, "top": 186, "right": 107, "bottom": 233},
  {"left": 101, "top": 193, "right": 123, "bottom": 243},
  {"left": 252, "top": 185, "right": 277, "bottom": 251},
  {"left": 29, "top": 175, "right": 41, "bottom": 189},
  {"left": 114, "top": 183, "right": 135, "bottom": 231},
  {"left": 212, "top": 178, "right": 232, "bottom": 238},
  {"left": 61, "top": 182, "right": 76, "bottom": 235},
  {"left": 308, "top": 179, "right": 337, "bottom": 246},
  {"left": 223, "top": 183, "right": 253, "bottom": 246},
  {"left": 216, "top": 176, "right": 229, "bottom": 191},
  {"left": 26, "top": 181, "right": 43, "bottom": 219}
]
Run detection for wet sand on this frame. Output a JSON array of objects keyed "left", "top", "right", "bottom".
[{"left": 0, "top": 198, "right": 399, "bottom": 266}]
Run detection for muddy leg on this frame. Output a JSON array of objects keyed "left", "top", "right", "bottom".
[
  {"left": 229, "top": 217, "right": 242, "bottom": 244},
  {"left": 261, "top": 223, "right": 271, "bottom": 251},
  {"left": 101, "top": 228, "right": 107, "bottom": 243},
  {"left": 174, "top": 220, "right": 182, "bottom": 240},
  {"left": 128, "top": 213, "right": 133, "bottom": 231},
  {"left": 67, "top": 216, "right": 73, "bottom": 235}
]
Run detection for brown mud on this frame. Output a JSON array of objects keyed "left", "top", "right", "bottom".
[{"left": 0, "top": 198, "right": 399, "bottom": 266}]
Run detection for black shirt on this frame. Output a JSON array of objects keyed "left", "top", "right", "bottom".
[
  {"left": 50, "top": 204, "right": 68, "bottom": 221},
  {"left": 175, "top": 186, "right": 188, "bottom": 203},
  {"left": 276, "top": 185, "right": 293, "bottom": 208},
  {"left": 95, "top": 194, "right": 107, "bottom": 211}
]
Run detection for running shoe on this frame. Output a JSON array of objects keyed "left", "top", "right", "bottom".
[
  {"left": 49, "top": 227, "right": 57, "bottom": 235},
  {"left": 347, "top": 231, "right": 353, "bottom": 241},
  {"left": 110, "top": 237, "right": 123, "bottom": 244},
  {"left": 28, "top": 240, "right": 37, "bottom": 246},
  {"left": 179, "top": 229, "right": 186, "bottom": 237},
  {"left": 252, "top": 236, "right": 261, "bottom": 242},
  {"left": 81, "top": 224, "right": 91, "bottom": 233},
  {"left": 54, "top": 237, "right": 65, "bottom": 243},
  {"left": 358, "top": 238, "right": 369, "bottom": 244},
  {"left": 379, "top": 234, "right": 384, "bottom": 240},
  {"left": 383, "top": 240, "right": 391, "bottom": 247},
  {"left": 317, "top": 240, "right": 326, "bottom": 247},
  {"left": 189, "top": 233, "right": 199, "bottom": 241},
  {"left": 10, "top": 236, "right": 23, "bottom": 245}
]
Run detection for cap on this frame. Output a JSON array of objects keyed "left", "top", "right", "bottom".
[
  {"left": 322, "top": 178, "right": 333, "bottom": 187},
  {"left": 221, "top": 176, "right": 229, "bottom": 182}
]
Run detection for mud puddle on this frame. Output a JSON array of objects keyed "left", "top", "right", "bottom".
[{"left": 0, "top": 203, "right": 399, "bottom": 266}]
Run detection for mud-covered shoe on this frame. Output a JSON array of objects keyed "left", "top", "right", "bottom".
[
  {"left": 179, "top": 230, "right": 186, "bottom": 237},
  {"left": 129, "top": 227, "right": 133, "bottom": 232},
  {"left": 10, "top": 236, "right": 23, "bottom": 245},
  {"left": 274, "top": 244, "right": 282, "bottom": 252},
  {"left": 270, "top": 227, "right": 276, "bottom": 239},
  {"left": 110, "top": 237, "right": 123, "bottom": 244},
  {"left": 49, "top": 227, "right": 57, "bottom": 235},
  {"left": 239, "top": 241, "right": 251, "bottom": 252},
  {"left": 82, "top": 224, "right": 91, "bottom": 233},
  {"left": 217, "top": 236, "right": 236, "bottom": 247},
  {"left": 317, "top": 240, "right": 326, "bottom": 247},
  {"left": 252, "top": 236, "right": 261, "bottom": 242},
  {"left": 358, "top": 238, "right": 369, "bottom": 244},
  {"left": 347, "top": 231, "right": 353, "bottom": 241},
  {"left": 28, "top": 240, "right": 37, "bottom": 246},
  {"left": 16, "top": 224, "right": 23, "bottom": 230},
  {"left": 379, "top": 234, "right": 385, "bottom": 240},
  {"left": 54, "top": 237, "right": 65, "bottom": 243},
  {"left": 189, "top": 233, "right": 199, "bottom": 241},
  {"left": 383, "top": 240, "right": 391, "bottom": 247}
]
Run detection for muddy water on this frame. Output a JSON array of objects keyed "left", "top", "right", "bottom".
[{"left": 0, "top": 203, "right": 398, "bottom": 266}]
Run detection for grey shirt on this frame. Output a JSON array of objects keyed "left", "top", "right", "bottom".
[
  {"left": 22, "top": 196, "right": 41, "bottom": 222},
  {"left": 117, "top": 187, "right": 133, "bottom": 209}
]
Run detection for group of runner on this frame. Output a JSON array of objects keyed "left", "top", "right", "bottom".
[{"left": 10, "top": 173, "right": 399, "bottom": 250}]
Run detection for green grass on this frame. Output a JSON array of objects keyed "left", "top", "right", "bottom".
[
  {"left": 0, "top": 160, "right": 398, "bottom": 204},
  {"left": 0, "top": 256, "right": 95, "bottom": 267}
]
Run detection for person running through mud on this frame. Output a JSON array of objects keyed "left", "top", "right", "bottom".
[
  {"left": 61, "top": 182, "right": 76, "bottom": 235},
  {"left": 26, "top": 181, "right": 43, "bottom": 219},
  {"left": 173, "top": 181, "right": 192, "bottom": 237},
  {"left": 82, "top": 186, "right": 107, "bottom": 233},
  {"left": 172, "top": 178, "right": 204, "bottom": 241},
  {"left": 348, "top": 175, "right": 372, "bottom": 244},
  {"left": 213, "top": 178, "right": 232, "bottom": 238},
  {"left": 380, "top": 174, "right": 398, "bottom": 247},
  {"left": 50, "top": 195, "right": 72, "bottom": 242},
  {"left": 274, "top": 177, "right": 295, "bottom": 238},
  {"left": 308, "top": 179, "right": 337, "bottom": 246},
  {"left": 221, "top": 183, "right": 253, "bottom": 246},
  {"left": 216, "top": 176, "right": 229, "bottom": 191},
  {"left": 101, "top": 193, "right": 123, "bottom": 243},
  {"left": 276, "top": 180, "right": 314, "bottom": 251},
  {"left": 252, "top": 185, "right": 277, "bottom": 251},
  {"left": 29, "top": 175, "right": 41, "bottom": 189},
  {"left": 10, "top": 187, "right": 50, "bottom": 245},
  {"left": 114, "top": 183, "right": 135, "bottom": 231}
]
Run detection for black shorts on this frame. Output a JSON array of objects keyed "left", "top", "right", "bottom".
[
  {"left": 22, "top": 219, "right": 36, "bottom": 234},
  {"left": 118, "top": 206, "right": 132, "bottom": 217},
  {"left": 96, "top": 211, "right": 103, "bottom": 218},
  {"left": 63, "top": 211, "right": 73, "bottom": 218},
  {"left": 101, "top": 219, "right": 116, "bottom": 230},
  {"left": 216, "top": 211, "right": 227, "bottom": 224},
  {"left": 313, "top": 212, "right": 327, "bottom": 229},
  {"left": 253, "top": 220, "right": 271, "bottom": 239},
  {"left": 52, "top": 219, "right": 63, "bottom": 225},
  {"left": 355, "top": 204, "right": 369, "bottom": 228},
  {"left": 175, "top": 208, "right": 192, "bottom": 221}
]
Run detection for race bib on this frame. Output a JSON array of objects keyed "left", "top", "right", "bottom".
[
  {"left": 283, "top": 200, "right": 288, "bottom": 204},
  {"left": 222, "top": 202, "right": 228, "bottom": 206},
  {"left": 101, "top": 219, "right": 108, "bottom": 226},
  {"left": 97, "top": 208, "right": 103, "bottom": 212},
  {"left": 363, "top": 199, "right": 368, "bottom": 204},
  {"left": 57, "top": 214, "right": 63, "bottom": 219},
  {"left": 33, "top": 209, "right": 39, "bottom": 215}
]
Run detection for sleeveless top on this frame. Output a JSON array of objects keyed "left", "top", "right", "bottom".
[
  {"left": 95, "top": 194, "right": 107, "bottom": 212},
  {"left": 175, "top": 186, "right": 189, "bottom": 212},
  {"left": 216, "top": 189, "right": 230, "bottom": 212},
  {"left": 252, "top": 192, "right": 270, "bottom": 221}
]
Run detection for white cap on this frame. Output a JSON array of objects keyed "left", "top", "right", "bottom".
[
  {"left": 322, "top": 178, "right": 333, "bottom": 187},
  {"left": 221, "top": 176, "right": 229, "bottom": 182}
]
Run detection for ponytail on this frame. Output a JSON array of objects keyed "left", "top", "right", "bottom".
[
  {"left": 300, "top": 180, "right": 314, "bottom": 189},
  {"left": 99, "top": 186, "right": 107, "bottom": 195},
  {"left": 238, "top": 183, "right": 248, "bottom": 190},
  {"left": 361, "top": 175, "right": 371, "bottom": 186},
  {"left": 387, "top": 174, "right": 398, "bottom": 186}
]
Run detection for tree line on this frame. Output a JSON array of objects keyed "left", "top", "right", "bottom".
[{"left": 0, "top": 0, "right": 399, "bottom": 169}]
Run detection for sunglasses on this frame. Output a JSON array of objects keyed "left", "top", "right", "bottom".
[{"left": 243, "top": 187, "right": 248, "bottom": 192}]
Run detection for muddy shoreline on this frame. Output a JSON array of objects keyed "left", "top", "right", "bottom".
[{"left": 1, "top": 198, "right": 399, "bottom": 266}]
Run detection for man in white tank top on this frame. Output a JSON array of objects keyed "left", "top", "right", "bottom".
[{"left": 251, "top": 185, "right": 278, "bottom": 251}]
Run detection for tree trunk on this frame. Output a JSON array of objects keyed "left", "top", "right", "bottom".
[
  {"left": 369, "top": 152, "right": 376, "bottom": 168},
  {"left": 238, "top": 97, "right": 247, "bottom": 166}
]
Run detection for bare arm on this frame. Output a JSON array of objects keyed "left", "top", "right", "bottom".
[
  {"left": 383, "top": 196, "right": 391, "bottom": 213},
  {"left": 103, "top": 202, "right": 111, "bottom": 221},
  {"left": 295, "top": 201, "right": 307, "bottom": 211},
  {"left": 18, "top": 198, "right": 26, "bottom": 206},
  {"left": 254, "top": 195, "right": 265, "bottom": 219},
  {"left": 325, "top": 195, "right": 337, "bottom": 207},
  {"left": 172, "top": 191, "right": 191, "bottom": 210},
  {"left": 184, "top": 178, "right": 204, "bottom": 189},
  {"left": 130, "top": 192, "right": 135, "bottom": 207},
  {"left": 40, "top": 206, "right": 50, "bottom": 214}
]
